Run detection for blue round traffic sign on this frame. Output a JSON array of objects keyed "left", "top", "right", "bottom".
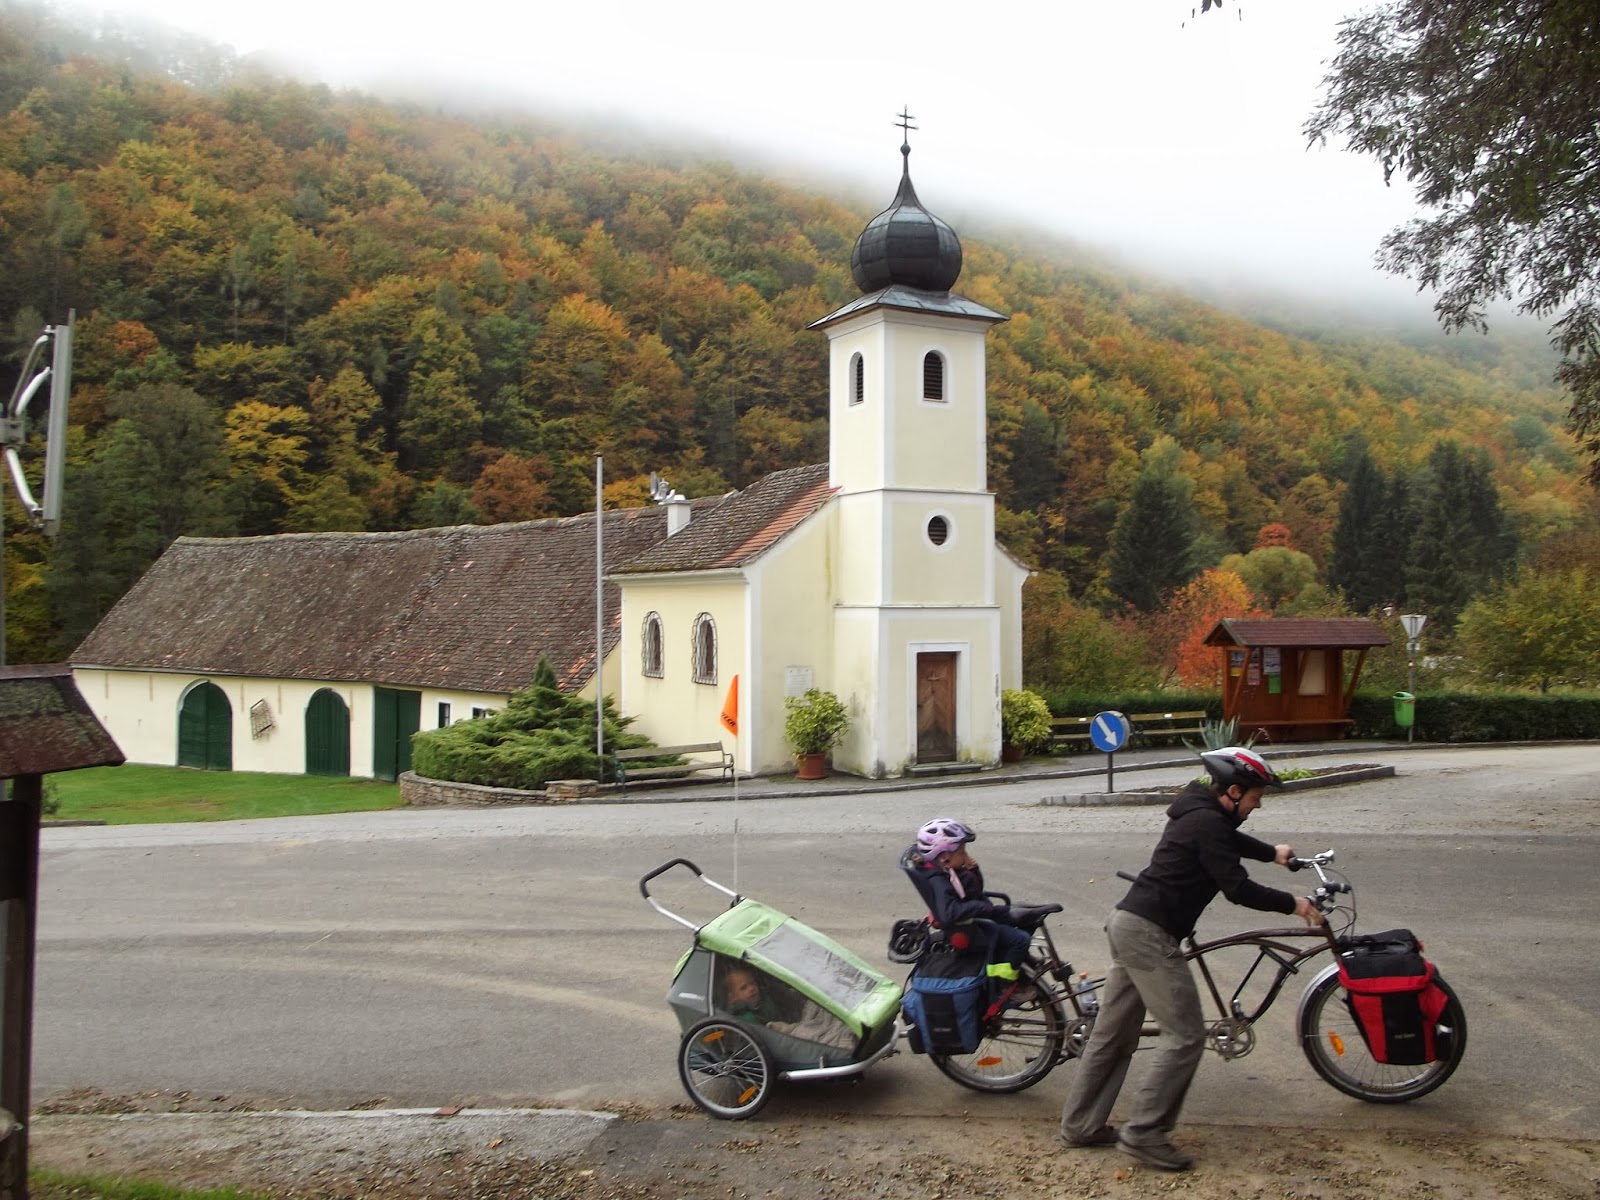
[{"left": 1089, "top": 710, "right": 1130, "bottom": 754}]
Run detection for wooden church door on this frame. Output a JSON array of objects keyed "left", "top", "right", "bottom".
[{"left": 915, "top": 652, "right": 957, "bottom": 762}]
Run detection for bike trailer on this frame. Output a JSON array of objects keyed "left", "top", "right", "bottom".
[
  {"left": 666, "top": 897, "right": 903, "bottom": 1068},
  {"left": 1336, "top": 928, "right": 1451, "bottom": 1065}
]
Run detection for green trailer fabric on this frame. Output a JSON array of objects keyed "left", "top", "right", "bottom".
[{"left": 695, "top": 899, "right": 902, "bottom": 1039}]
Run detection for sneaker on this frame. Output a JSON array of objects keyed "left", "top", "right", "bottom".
[
  {"left": 1117, "top": 1139, "right": 1195, "bottom": 1172},
  {"left": 1058, "top": 1124, "right": 1119, "bottom": 1148}
]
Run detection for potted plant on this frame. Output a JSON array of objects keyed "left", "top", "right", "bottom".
[
  {"left": 1000, "top": 688, "right": 1053, "bottom": 762},
  {"left": 783, "top": 688, "right": 851, "bottom": 779}
]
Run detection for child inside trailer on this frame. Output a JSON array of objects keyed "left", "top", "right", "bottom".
[{"left": 720, "top": 960, "right": 856, "bottom": 1051}]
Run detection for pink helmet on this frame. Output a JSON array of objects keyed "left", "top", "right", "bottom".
[{"left": 915, "top": 817, "right": 975, "bottom": 859}]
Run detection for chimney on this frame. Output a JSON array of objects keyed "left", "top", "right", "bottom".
[{"left": 650, "top": 471, "right": 691, "bottom": 536}]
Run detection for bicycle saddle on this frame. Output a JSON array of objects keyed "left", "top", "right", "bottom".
[{"left": 1006, "top": 903, "right": 1063, "bottom": 930}]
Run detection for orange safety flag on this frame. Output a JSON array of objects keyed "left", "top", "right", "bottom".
[{"left": 719, "top": 675, "right": 739, "bottom": 737}]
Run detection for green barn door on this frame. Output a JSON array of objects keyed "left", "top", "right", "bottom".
[
  {"left": 305, "top": 689, "right": 351, "bottom": 777},
  {"left": 177, "top": 682, "right": 232, "bottom": 770},
  {"left": 372, "top": 687, "right": 421, "bottom": 781}
]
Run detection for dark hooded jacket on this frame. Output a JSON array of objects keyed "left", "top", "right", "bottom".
[{"left": 1117, "top": 782, "right": 1298, "bottom": 939}]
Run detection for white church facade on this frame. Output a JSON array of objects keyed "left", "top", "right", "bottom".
[{"left": 70, "top": 140, "right": 1029, "bottom": 780}]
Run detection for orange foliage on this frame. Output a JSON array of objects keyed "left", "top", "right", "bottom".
[
  {"left": 1164, "top": 569, "right": 1267, "bottom": 688},
  {"left": 1255, "top": 522, "right": 1294, "bottom": 549}
]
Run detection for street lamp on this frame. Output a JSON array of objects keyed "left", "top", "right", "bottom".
[{"left": 1400, "top": 614, "right": 1427, "bottom": 743}]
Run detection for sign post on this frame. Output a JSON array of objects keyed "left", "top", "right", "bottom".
[
  {"left": 1088, "top": 710, "right": 1130, "bottom": 793},
  {"left": 1400, "top": 614, "right": 1427, "bottom": 743}
]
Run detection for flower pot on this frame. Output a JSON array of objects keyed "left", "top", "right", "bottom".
[
  {"left": 795, "top": 751, "right": 828, "bottom": 780},
  {"left": 1001, "top": 742, "right": 1024, "bottom": 763}
]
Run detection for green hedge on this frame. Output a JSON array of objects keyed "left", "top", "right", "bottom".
[{"left": 1039, "top": 690, "right": 1600, "bottom": 748}]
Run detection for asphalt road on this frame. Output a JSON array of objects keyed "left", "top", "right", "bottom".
[{"left": 30, "top": 744, "right": 1600, "bottom": 1138}]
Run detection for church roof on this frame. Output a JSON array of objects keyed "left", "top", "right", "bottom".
[
  {"left": 71, "top": 506, "right": 694, "bottom": 694},
  {"left": 616, "top": 463, "right": 835, "bottom": 574},
  {"left": 809, "top": 283, "right": 1006, "bottom": 331},
  {"left": 850, "top": 142, "right": 963, "bottom": 293}
]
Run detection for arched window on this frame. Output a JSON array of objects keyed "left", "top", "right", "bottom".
[
  {"left": 642, "top": 611, "right": 664, "bottom": 677},
  {"left": 850, "top": 352, "right": 865, "bottom": 405},
  {"left": 691, "top": 612, "right": 717, "bottom": 685},
  {"left": 922, "top": 351, "right": 946, "bottom": 401}
]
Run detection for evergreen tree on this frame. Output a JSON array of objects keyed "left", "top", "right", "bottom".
[
  {"left": 1404, "top": 442, "right": 1518, "bottom": 626},
  {"left": 1106, "top": 463, "right": 1200, "bottom": 613},
  {"left": 1328, "top": 450, "right": 1389, "bottom": 611}
]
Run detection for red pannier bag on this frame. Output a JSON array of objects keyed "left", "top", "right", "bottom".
[{"left": 1336, "top": 929, "right": 1450, "bottom": 1065}]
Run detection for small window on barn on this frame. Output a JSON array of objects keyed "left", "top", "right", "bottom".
[
  {"left": 437, "top": 702, "right": 451, "bottom": 728},
  {"left": 922, "top": 351, "right": 946, "bottom": 402},
  {"left": 691, "top": 613, "right": 717, "bottom": 685},
  {"left": 850, "top": 352, "right": 865, "bottom": 405},
  {"left": 642, "top": 611, "right": 664, "bottom": 678}
]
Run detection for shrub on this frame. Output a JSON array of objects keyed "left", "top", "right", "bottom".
[
  {"left": 1001, "top": 688, "right": 1053, "bottom": 754},
  {"left": 783, "top": 688, "right": 851, "bottom": 755},
  {"left": 410, "top": 655, "right": 650, "bottom": 789}
]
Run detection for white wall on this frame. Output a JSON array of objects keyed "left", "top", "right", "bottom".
[{"left": 71, "top": 668, "right": 513, "bottom": 777}]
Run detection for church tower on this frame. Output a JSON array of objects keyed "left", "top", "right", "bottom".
[{"left": 809, "top": 124, "right": 1014, "bottom": 776}]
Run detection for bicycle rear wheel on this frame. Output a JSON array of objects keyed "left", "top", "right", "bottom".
[
  {"left": 1297, "top": 963, "right": 1467, "bottom": 1103},
  {"left": 929, "top": 965, "right": 1066, "bottom": 1094}
]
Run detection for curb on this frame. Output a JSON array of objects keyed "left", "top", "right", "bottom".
[{"left": 1038, "top": 763, "right": 1397, "bottom": 808}]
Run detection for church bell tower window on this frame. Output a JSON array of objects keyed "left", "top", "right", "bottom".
[
  {"left": 850, "top": 352, "right": 865, "bottom": 405},
  {"left": 922, "top": 351, "right": 945, "bottom": 402}
]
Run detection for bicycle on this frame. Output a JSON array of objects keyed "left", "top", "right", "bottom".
[{"left": 897, "top": 849, "right": 1468, "bottom": 1103}]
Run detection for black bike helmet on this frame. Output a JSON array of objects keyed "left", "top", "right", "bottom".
[{"left": 1200, "top": 745, "right": 1282, "bottom": 791}]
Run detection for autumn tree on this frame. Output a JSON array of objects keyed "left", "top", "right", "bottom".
[
  {"left": 1021, "top": 571, "right": 1154, "bottom": 694},
  {"left": 1220, "top": 546, "right": 1319, "bottom": 611},
  {"left": 1456, "top": 566, "right": 1600, "bottom": 692}
]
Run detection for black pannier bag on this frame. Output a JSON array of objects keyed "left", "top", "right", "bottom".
[
  {"left": 1336, "top": 929, "right": 1450, "bottom": 1065},
  {"left": 900, "top": 944, "right": 989, "bottom": 1055}
]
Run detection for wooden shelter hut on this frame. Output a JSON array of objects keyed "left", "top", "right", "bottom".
[{"left": 1203, "top": 618, "right": 1389, "bottom": 743}]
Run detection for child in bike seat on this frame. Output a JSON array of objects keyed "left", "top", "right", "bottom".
[
  {"left": 720, "top": 961, "right": 855, "bottom": 1050},
  {"left": 903, "top": 817, "right": 1033, "bottom": 966}
]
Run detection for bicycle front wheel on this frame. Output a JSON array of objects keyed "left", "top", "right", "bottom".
[
  {"left": 929, "top": 965, "right": 1066, "bottom": 1094},
  {"left": 1297, "top": 963, "right": 1467, "bottom": 1103},
  {"left": 678, "top": 1018, "right": 775, "bottom": 1119}
]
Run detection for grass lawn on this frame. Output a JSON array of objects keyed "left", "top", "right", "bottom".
[
  {"left": 30, "top": 1169, "right": 268, "bottom": 1199},
  {"left": 45, "top": 764, "right": 403, "bottom": 824}
]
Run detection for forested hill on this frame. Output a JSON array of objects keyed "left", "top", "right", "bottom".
[{"left": 0, "top": 8, "right": 1592, "bottom": 663}]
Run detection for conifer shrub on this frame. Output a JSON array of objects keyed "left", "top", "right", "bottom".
[{"left": 410, "top": 656, "right": 654, "bottom": 789}]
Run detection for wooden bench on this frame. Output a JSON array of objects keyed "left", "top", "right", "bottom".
[
  {"left": 1049, "top": 710, "right": 1210, "bottom": 753},
  {"left": 613, "top": 741, "right": 734, "bottom": 786}
]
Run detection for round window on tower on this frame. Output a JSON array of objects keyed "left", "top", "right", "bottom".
[{"left": 926, "top": 515, "right": 951, "bottom": 546}]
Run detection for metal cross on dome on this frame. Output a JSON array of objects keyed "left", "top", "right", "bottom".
[{"left": 895, "top": 108, "right": 917, "bottom": 141}]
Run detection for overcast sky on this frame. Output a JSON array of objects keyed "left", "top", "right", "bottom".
[{"left": 83, "top": 0, "right": 1442, "bottom": 321}]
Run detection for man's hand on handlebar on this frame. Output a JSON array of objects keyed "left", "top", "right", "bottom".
[
  {"left": 1293, "top": 895, "right": 1326, "bottom": 926},
  {"left": 1274, "top": 843, "right": 1295, "bottom": 866}
]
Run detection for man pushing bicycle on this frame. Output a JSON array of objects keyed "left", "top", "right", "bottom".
[{"left": 1057, "top": 745, "right": 1324, "bottom": 1173}]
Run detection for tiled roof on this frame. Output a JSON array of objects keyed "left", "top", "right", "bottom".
[
  {"left": 71, "top": 507, "right": 686, "bottom": 694},
  {"left": 1204, "top": 618, "right": 1390, "bottom": 649},
  {"left": 615, "top": 463, "right": 835, "bottom": 574}
]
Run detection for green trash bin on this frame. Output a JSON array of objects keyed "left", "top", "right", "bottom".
[{"left": 1393, "top": 691, "right": 1415, "bottom": 729}]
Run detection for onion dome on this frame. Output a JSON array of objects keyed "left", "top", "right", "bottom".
[{"left": 850, "top": 142, "right": 963, "bottom": 294}]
